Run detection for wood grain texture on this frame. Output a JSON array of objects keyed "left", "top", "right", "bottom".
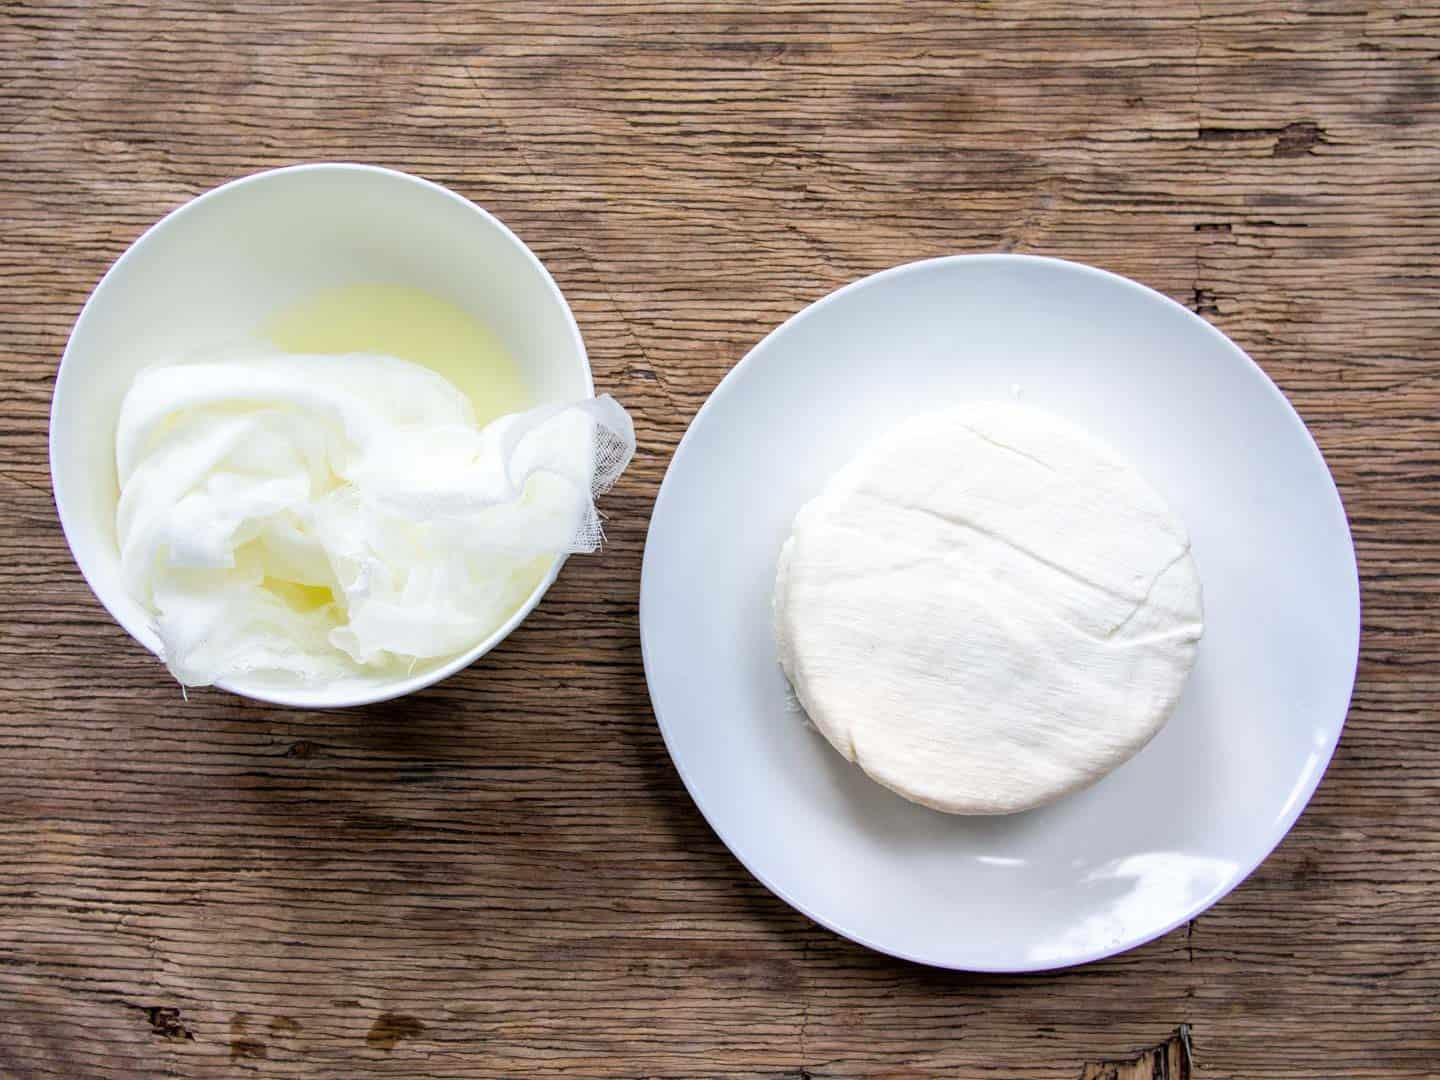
[{"left": 2, "top": 1, "right": 1438, "bottom": 1077}]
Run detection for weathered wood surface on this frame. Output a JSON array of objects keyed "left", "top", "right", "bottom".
[{"left": 2, "top": 2, "right": 1438, "bottom": 1077}]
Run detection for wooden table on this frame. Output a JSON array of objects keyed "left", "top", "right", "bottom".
[{"left": 3, "top": 3, "right": 1437, "bottom": 1076}]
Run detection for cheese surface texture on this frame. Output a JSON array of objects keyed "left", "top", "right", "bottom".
[{"left": 773, "top": 402, "right": 1204, "bottom": 815}]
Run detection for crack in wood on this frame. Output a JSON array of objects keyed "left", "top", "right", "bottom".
[
  {"left": 128, "top": 1004, "right": 195, "bottom": 1042},
  {"left": 1191, "top": 287, "right": 1219, "bottom": 317},
  {"left": 1080, "top": 1025, "right": 1194, "bottom": 1080},
  {"left": 1198, "top": 121, "right": 1327, "bottom": 157}
]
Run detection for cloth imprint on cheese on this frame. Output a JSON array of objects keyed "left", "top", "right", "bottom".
[
  {"left": 773, "top": 401, "right": 1204, "bottom": 815},
  {"left": 116, "top": 351, "right": 635, "bottom": 687}
]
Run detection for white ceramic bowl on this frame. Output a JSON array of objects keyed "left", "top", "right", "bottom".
[{"left": 50, "top": 164, "right": 592, "bottom": 708}]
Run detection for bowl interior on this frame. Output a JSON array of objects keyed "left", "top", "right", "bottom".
[{"left": 52, "top": 164, "right": 591, "bottom": 706}]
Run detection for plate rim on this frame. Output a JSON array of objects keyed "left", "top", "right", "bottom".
[{"left": 639, "top": 252, "right": 1361, "bottom": 972}]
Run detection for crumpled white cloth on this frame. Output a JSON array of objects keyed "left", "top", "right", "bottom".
[{"left": 115, "top": 351, "right": 634, "bottom": 687}]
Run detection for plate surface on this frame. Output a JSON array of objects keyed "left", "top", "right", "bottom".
[{"left": 640, "top": 254, "right": 1359, "bottom": 971}]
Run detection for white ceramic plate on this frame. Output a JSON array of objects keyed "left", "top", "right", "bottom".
[{"left": 640, "top": 254, "right": 1359, "bottom": 971}]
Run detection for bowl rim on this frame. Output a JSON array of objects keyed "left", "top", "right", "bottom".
[{"left": 49, "top": 162, "right": 593, "bottom": 708}]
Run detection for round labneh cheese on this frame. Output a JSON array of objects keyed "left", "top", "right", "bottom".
[{"left": 773, "top": 402, "right": 1204, "bottom": 815}]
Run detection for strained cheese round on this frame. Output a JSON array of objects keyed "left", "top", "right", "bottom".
[{"left": 773, "top": 402, "right": 1204, "bottom": 815}]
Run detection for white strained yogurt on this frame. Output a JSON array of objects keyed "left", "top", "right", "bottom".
[
  {"left": 774, "top": 401, "right": 1204, "bottom": 815},
  {"left": 116, "top": 350, "right": 632, "bottom": 688}
]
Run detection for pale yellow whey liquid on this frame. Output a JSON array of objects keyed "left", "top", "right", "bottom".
[{"left": 263, "top": 282, "right": 532, "bottom": 424}]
